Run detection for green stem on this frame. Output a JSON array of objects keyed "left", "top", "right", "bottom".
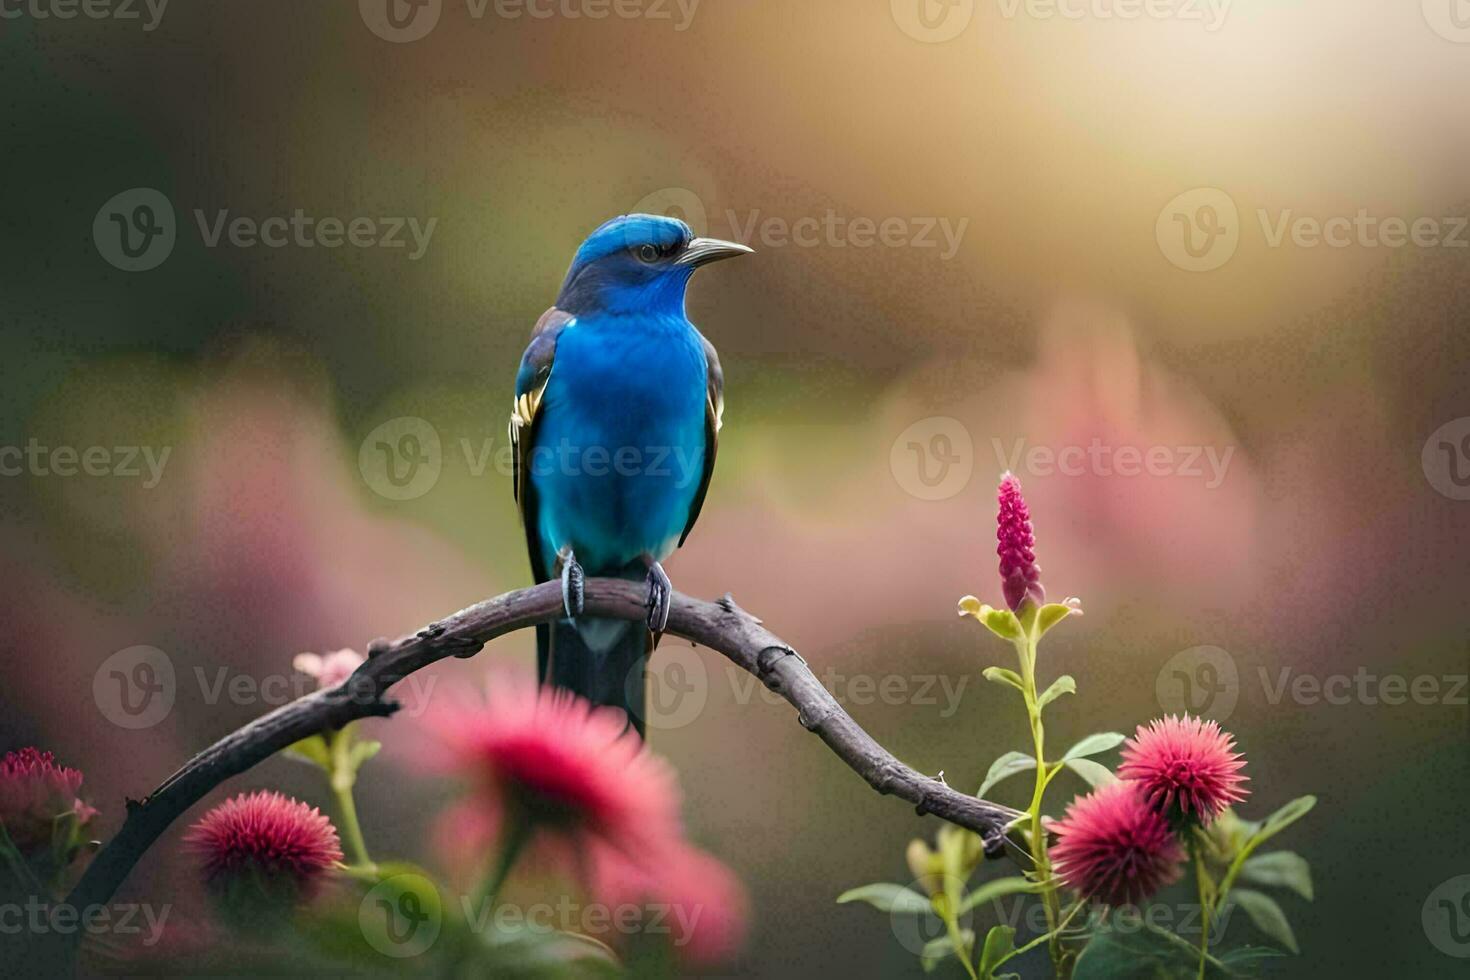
[
  {"left": 471, "top": 818, "right": 533, "bottom": 918},
  {"left": 1194, "top": 845, "right": 1213, "bottom": 980},
  {"left": 993, "top": 899, "right": 1087, "bottom": 971},
  {"left": 939, "top": 895, "right": 980, "bottom": 980},
  {"left": 329, "top": 728, "right": 372, "bottom": 869},
  {"left": 1016, "top": 623, "right": 1067, "bottom": 977},
  {"left": 0, "top": 825, "right": 48, "bottom": 896}
]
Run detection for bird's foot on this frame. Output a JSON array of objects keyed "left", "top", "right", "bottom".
[
  {"left": 559, "top": 549, "right": 585, "bottom": 618},
  {"left": 641, "top": 556, "right": 672, "bottom": 635}
]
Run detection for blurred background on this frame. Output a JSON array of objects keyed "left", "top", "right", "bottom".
[{"left": 2, "top": 0, "right": 1469, "bottom": 975}]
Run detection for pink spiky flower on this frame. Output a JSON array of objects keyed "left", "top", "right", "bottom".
[
  {"left": 0, "top": 747, "right": 98, "bottom": 857},
  {"left": 593, "top": 843, "right": 749, "bottom": 969},
  {"left": 1049, "top": 780, "right": 1186, "bottom": 907},
  {"left": 184, "top": 791, "right": 342, "bottom": 925},
  {"left": 997, "top": 472, "right": 1045, "bottom": 612},
  {"left": 1118, "top": 715, "right": 1250, "bottom": 824},
  {"left": 427, "top": 676, "right": 682, "bottom": 872}
]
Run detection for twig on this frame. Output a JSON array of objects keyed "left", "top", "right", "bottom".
[{"left": 65, "top": 580, "right": 1024, "bottom": 917}]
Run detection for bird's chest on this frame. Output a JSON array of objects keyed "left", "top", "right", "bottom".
[
  {"left": 529, "top": 318, "right": 709, "bottom": 569},
  {"left": 541, "top": 319, "right": 707, "bottom": 445}
]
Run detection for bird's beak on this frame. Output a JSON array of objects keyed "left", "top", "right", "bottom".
[{"left": 676, "top": 237, "right": 754, "bottom": 267}]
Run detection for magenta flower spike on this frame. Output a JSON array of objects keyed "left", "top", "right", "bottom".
[{"left": 997, "top": 472, "right": 1046, "bottom": 613}]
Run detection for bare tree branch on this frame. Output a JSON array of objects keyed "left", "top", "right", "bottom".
[{"left": 65, "top": 580, "right": 1024, "bottom": 915}]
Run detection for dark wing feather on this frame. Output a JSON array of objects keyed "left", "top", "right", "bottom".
[
  {"left": 510, "top": 307, "right": 574, "bottom": 583},
  {"left": 678, "top": 330, "right": 724, "bottom": 547}
]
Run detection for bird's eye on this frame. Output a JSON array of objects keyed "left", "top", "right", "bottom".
[{"left": 637, "top": 244, "right": 660, "bottom": 264}]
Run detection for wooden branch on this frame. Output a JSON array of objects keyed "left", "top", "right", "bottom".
[{"left": 65, "top": 580, "right": 1024, "bottom": 914}]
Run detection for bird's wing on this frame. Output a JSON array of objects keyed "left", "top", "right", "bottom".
[
  {"left": 678, "top": 330, "right": 724, "bottom": 547},
  {"left": 510, "top": 306, "right": 574, "bottom": 582}
]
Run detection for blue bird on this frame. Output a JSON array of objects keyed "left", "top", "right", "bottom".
[{"left": 510, "top": 214, "right": 751, "bottom": 736}]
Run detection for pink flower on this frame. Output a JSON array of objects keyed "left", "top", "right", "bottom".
[
  {"left": 184, "top": 790, "right": 343, "bottom": 917},
  {"left": 1049, "top": 781, "right": 1185, "bottom": 907},
  {"left": 427, "top": 676, "right": 682, "bottom": 870},
  {"left": 292, "top": 648, "right": 365, "bottom": 690},
  {"left": 593, "top": 843, "right": 748, "bottom": 969},
  {"left": 1118, "top": 715, "right": 1249, "bottom": 823},
  {"left": 0, "top": 747, "right": 98, "bottom": 856},
  {"left": 997, "top": 472, "right": 1045, "bottom": 612}
]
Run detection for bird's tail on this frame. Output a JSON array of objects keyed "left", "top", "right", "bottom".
[{"left": 537, "top": 618, "right": 649, "bottom": 738}]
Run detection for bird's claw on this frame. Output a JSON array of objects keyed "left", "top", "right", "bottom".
[
  {"left": 644, "top": 560, "right": 671, "bottom": 635},
  {"left": 560, "top": 552, "right": 585, "bottom": 618}
]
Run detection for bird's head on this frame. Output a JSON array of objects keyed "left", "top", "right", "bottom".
[{"left": 555, "top": 213, "right": 752, "bottom": 316}]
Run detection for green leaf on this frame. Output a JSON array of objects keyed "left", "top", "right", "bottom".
[
  {"left": 1257, "top": 796, "right": 1316, "bottom": 842},
  {"left": 1074, "top": 917, "right": 1233, "bottom": 980},
  {"left": 982, "top": 666, "right": 1025, "bottom": 693},
  {"left": 958, "top": 876, "right": 1045, "bottom": 916},
  {"left": 836, "top": 883, "right": 930, "bottom": 915},
  {"left": 1225, "top": 797, "right": 1317, "bottom": 885},
  {"left": 1240, "top": 851, "right": 1314, "bottom": 901},
  {"left": 1034, "top": 600, "right": 1082, "bottom": 638},
  {"left": 1218, "top": 945, "right": 1289, "bottom": 973},
  {"left": 960, "top": 596, "right": 1023, "bottom": 641},
  {"left": 1064, "top": 758, "right": 1118, "bottom": 788},
  {"left": 1036, "top": 675, "right": 1076, "bottom": 710},
  {"left": 347, "top": 739, "right": 383, "bottom": 774},
  {"left": 1230, "top": 888, "right": 1300, "bottom": 954},
  {"left": 282, "top": 734, "right": 331, "bottom": 770},
  {"left": 1059, "top": 732, "right": 1126, "bottom": 763},
  {"left": 977, "top": 924, "right": 1016, "bottom": 978},
  {"left": 976, "top": 752, "right": 1037, "bottom": 799},
  {"left": 920, "top": 929, "right": 973, "bottom": 973}
]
